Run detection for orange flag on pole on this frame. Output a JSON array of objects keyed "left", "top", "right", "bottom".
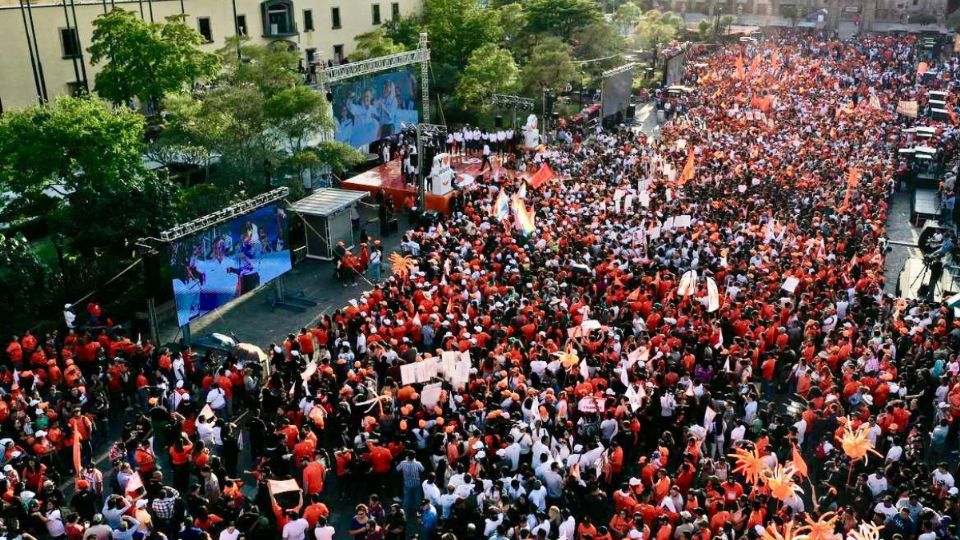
[
  {"left": 748, "top": 54, "right": 762, "bottom": 79},
  {"left": 770, "top": 51, "right": 780, "bottom": 71},
  {"left": 735, "top": 55, "right": 745, "bottom": 80},
  {"left": 791, "top": 444, "right": 808, "bottom": 479},
  {"left": 678, "top": 150, "right": 695, "bottom": 186},
  {"left": 72, "top": 428, "right": 82, "bottom": 476}
]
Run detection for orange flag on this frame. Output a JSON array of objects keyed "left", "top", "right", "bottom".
[
  {"left": 950, "top": 109, "right": 958, "bottom": 125},
  {"left": 917, "top": 62, "right": 929, "bottom": 76},
  {"left": 748, "top": 54, "right": 762, "bottom": 79},
  {"left": 791, "top": 444, "right": 808, "bottom": 479},
  {"left": 770, "top": 51, "right": 780, "bottom": 71},
  {"left": 735, "top": 55, "right": 745, "bottom": 80},
  {"left": 678, "top": 150, "right": 695, "bottom": 186},
  {"left": 72, "top": 428, "right": 82, "bottom": 476}
]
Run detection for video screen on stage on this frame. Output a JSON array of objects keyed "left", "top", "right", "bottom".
[
  {"left": 601, "top": 68, "right": 634, "bottom": 119},
  {"left": 168, "top": 204, "right": 291, "bottom": 327},
  {"left": 331, "top": 67, "right": 420, "bottom": 149}
]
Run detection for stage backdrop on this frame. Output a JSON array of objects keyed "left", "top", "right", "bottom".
[
  {"left": 331, "top": 67, "right": 420, "bottom": 149},
  {"left": 601, "top": 67, "right": 634, "bottom": 119},
  {"left": 168, "top": 204, "right": 291, "bottom": 327}
]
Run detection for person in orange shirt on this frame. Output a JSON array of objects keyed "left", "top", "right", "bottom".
[
  {"left": 303, "top": 455, "right": 327, "bottom": 496},
  {"left": 169, "top": 433, "right": 194, "bottom": 492}
]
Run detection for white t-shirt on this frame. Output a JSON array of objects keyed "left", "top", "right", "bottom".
[
  {"left": 315, "top": 525, "right": 336, "bottom": 540},
  {"left": 282, "top": 518, "right": 310, "bottom": 540},
  {"left": 206, "top": 388, "right": 226, "bottom": 410},
  {"left": 219, "top": 528, "right": 241, "bottom": 540}
]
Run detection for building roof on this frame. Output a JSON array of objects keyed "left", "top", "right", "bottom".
[{"left": 289, "top": 188, "right": 368, "bottom": 217}]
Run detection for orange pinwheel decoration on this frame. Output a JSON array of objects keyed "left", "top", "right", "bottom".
[
  {"left": 388, "top": 252, "right": 416, "bottom": 277},
  {"left": 801, "top": 512, "right": 841, "bottom": 540},
  {"left": 765, "top": 464, "right": 803, "bottom": 501},
  {"left": 728, "top": 445, "right": 767, "bottom": 486},
  {"left": 759, "top": 521, "right": 808, "bottom": 540},
  {"left": 847, "top": 523, "right": 884, "bottom": 540},
  {"left": 838, "top": 422, "right": 883, "bottom": 462}
]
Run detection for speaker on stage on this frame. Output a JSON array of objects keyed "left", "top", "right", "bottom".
[
  {"left": 627, "top": 104, "right": 636, "bottom": 119},
  {"left": 494, "top": 115, "right": 503, "bottom": 128}
]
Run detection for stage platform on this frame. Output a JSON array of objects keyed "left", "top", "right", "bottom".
[{"left": 341, "top": 156, "right": 512, "bottom": 213}]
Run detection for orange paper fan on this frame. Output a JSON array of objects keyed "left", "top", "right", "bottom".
[
  {"left": 801, "top": 512, "right": 841, "bottom": 540},
  {"left": 760, "top": 521, "right": 808, "bottom": 540},
  {"left": 389, "top": 252, "right": 416, "bottom": 277},
  {"left": 838, "top": 421, "right": 883, "bottom": 462},
  {"left": 765, "top": 464, "right": 803, "bottom": 501},
  {"left": 728, "top": 445, "right": 768, "bottom": 486},
  {"left": 847, "top": 523, "right": 884, "bottom": 540}
]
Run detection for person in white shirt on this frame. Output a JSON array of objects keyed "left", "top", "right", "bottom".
[
  {"left": 281, "top": 513, "right": 309, "bottom": 540},
  {"left": 315, "top": 517, "right": 336, "bottom": 540},
  {"left": 219, "top": 523, "right": 240, "bottom": 540},
  {"left": 503, "top": 438, "right": 522, "bottom": 471},
  {"left": 865, "top": 470, "right": 888, "bottom": 498},
  {"left": 422, "top": 476, "right": 442, "bottom": 506},
  {"left": 934, "top": 463, "right": 956, "bottom": 490},
  {"left": 558, "top": 513, "right": 576, "bottom": 540}
]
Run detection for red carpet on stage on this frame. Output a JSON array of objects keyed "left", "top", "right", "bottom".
[{"left": 341, "top": 156, "right": 513, "bottom": 213}]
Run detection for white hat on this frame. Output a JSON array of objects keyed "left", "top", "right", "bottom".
[
  {"left": 476, "top": 451, "right": 486, "bottom": 460},
  {"left": 136, "top": 499, "right": 148, "bottom": 508},
  {"left": 35, "top": 431, "right": 47, "bottom": 438},
  {"left": 629, "top": 478, "right": 641, "bottom": 486},
  {"left": 2, "top": 465, "right": 12, "bottom": 472}
]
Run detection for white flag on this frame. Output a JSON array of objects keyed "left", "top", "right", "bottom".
[
  {"left": 706, "top": 277, "right": 720, "bottom": 313},
  {"left": 678, "top": 270, "right": 698, "bottom": 297}
]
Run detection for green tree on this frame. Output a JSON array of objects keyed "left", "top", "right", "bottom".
[
  {"left": 312, "top": 141, "right": 366, "bottom": 177},
  {"left": 780, "top": 5, "right": 808, "bottom": 27},
  {"left": 0, "top": 233, "right": 55, "bottom": 336},
  {"left": 525, "top": 0, "right": 602, "bottom": 41},
  {"left": 0, "top": 97, "right": 175, "bottom": 256},
  {"left": 697, "top": 19, "right": 713, "bottom": 40},
  {"left": 521, "top": 37, "right": 578, "bottom": 93},
  {"left": 948, "top": 8, "right": 960, "bottom": 31},
  {"left": 384, "top": 15, "right": 424, "bottom": 49},
  {"left": 351, "top": 27, "right": 408, "bottom": 61},
  {"left": 264, "top": 86, "right": 335, "bottom": 186},
  {"left": 613, "top": 1, "right": 643, "bottom": 35},
  {"left": 719, "top": 15, "right": 735, "bottom": 35},
  {"left": 633, "top": 10, "right": 682, "bottom": 62},
  {"left": 88, "top": 9, "right": 220, "bottom": 111},
  {"left": 498, "top": 2, "right": 529, "bottom": 52},
  {"left": 218, "top": 39, "right": 300, "bottom": 96},
  {"left": 421, "top": 0, "right": 503, "bottom": 68},
  {"left": 454, "top": 44, "right": 520, "bottom": 111},
  {"left": 572, "top": 19, "right": 624, "bottom": 70}
]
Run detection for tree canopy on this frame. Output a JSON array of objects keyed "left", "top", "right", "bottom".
[
  {"left": 351, "top": 28, "right": 408, "bottom": 61},
  {"left": 454, "top": 44, "right": 521, "bottom": 110},
  {"left": 521, "top": 37, "right": 578, "bottom": 93},
  {"left": 525, "top": 0, "right": 603, "bottom": 41},
  {"left": 88, "top": 10, "right": 220, "bottom": 110}
]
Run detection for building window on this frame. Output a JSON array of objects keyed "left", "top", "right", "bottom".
[
  {"left": 372, "top": 4, "right": 381, "bottom": 25},
  {"left": 333, "top": 44, "right": 344, "bottom": 62},
  {"left": 236, "top": 14, "right": 247, "bottom": 36},
  {"left": 391, "top": 2, "right": 400, "bottom": 19},
  {"left": 262, "top": 0, "right": 297, "bottom": 36},
  {"left": 197, "top": 17, "right": 213, "bottom": 42},
  {"left": 331, "top": 7, "right": 341, "bottom": 29},
  {"left": 303, "top": 9, "right": 314, "bottom": 31},
  {"left": 60, "top": 28, "right": 80, "bottom": 58}
]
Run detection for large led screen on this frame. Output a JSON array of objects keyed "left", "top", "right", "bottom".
[
  {"left": 601, "top": 67, "right": 634, "bottom": 119},
  {"left": 331, "top": 67, "right": 420, "bottom": 148},
  {"left": 169, "top": 204, "right": 291, "bottom": 327}
]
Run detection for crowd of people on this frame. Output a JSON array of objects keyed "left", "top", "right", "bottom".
[{"left": 3, "top": 31, "right": 960, "bottom": 540}]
